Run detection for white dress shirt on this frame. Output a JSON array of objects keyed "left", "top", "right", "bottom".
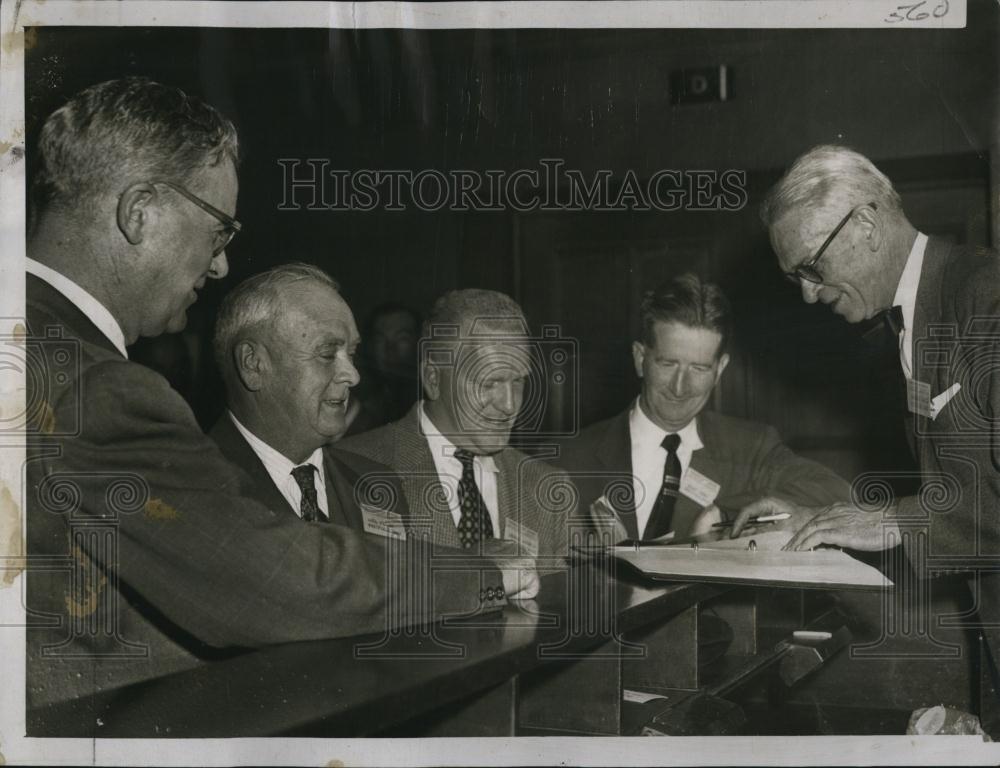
[
  {"left": 27, "top": 258, "right": 128, "bottom": 359},
  {"left": 228, "top": 411, "right": 329, "bottom": 519},
  {"left": 891, "top": 232, "right": 928, "bottom": 380},
  {"left": 629, "top": 398, "right": 704, "bottom": 538},
  {"left": 418, "top": 402, "right": 501, "bottom": 535}
]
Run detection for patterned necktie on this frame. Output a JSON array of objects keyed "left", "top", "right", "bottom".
[
  {"left": 290, "top": 464, "right": 322, "bottom": 522},
  {"left": 454, "top": 448, "right": 494, "bottom": 550},
  {"left": 644, "top": 433, "right": 682, "bottom": 540}
]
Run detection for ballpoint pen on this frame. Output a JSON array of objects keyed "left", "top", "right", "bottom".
[{"left": 710, "top": 512, "right": 791, "bottom": 529}]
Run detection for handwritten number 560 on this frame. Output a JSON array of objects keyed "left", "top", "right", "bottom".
[{"left": 885, "top": 0, "right": 950, "bottom": 23}]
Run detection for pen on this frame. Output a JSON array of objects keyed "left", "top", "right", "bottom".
[{"left": 711, "top": 512, "right": 791, "bottom": 529}]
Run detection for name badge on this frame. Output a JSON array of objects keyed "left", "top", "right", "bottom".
[
  {"left": 361, "top": 504, "right": 407, "bottom": 540},
  {"left": 681, "top": 467, "right": 721, "bottom": 508},
  {"left": 504, "top": 518, "right": 540, "bottom": 557},
  {"left": 907, "top": 378, "right": 932, "bottom": 418},
  {"left": 591, "top": 495, "right": 630, "bottom": 543}
]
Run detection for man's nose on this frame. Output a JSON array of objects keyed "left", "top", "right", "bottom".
[
  {"left": 209, "top": 251, "right": 229, "bottom": 280},
  {"left": 800, "top": 279, "right": 821, "bottom": 304},
  {"left": 495, "top": 382, "right": 520, "bottom": 416},
  {"left": 669, "top": 368, "right": 688, "bottom": 397},
  {"left": 338, "top": 356, "right": 361, "bottom": 387}
]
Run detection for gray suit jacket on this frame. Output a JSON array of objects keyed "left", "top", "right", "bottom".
[
  {"left": 208, "top": 414, "right": 405, "bottom": 531},
  {"left": 893, "top": 237, "right": 1000, "bottom": 631},
  {"left": 337, "top": 404, "right": 573, "bottom": 558},
  {"left": 555, "top": 407, "right": 852, "bottom": 540},
  {"left": 25, "top": 275, "right": 499, "bottom": 714}
]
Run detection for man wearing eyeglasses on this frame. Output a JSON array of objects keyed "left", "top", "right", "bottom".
[
  {"left": 24, "top": 78, "right": 514, "bottom": 717},
  {"left": 741, "top": 144, "right": 1000, "bottom": 730}
]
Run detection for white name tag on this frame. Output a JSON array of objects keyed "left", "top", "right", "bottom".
[
  {"left": 681, "top": 467, "right": 721, "bottom": 508},
  {"left": 504, "top": 518, "right": 540, "bottom": 557},
  {"left": 592, "top": 495, "right": 630, "bottom": 543},
  {"left": 907, "top": 378, "right": 932, "bottom": 418},
  {"left": 623, "top": 689, "right": 668, "bottom": 705},
  {"left": 361, "top": 504, "right": 407, "bottom": 540}
]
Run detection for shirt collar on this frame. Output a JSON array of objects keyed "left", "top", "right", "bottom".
[
  {"left": 418, "top": 401, "right": 499, "bottom": 473},
  {"left": 629, "top": 397, "right": 704, "bottom": 453},
  {"left": 891, "top": 232, "right": 928, "bottom": 336},
  {"left": 228, "top": 411, "right": 324, "bottom": 477},
  {"left": 27, "top": 258, "right": 128, "bottom": 359}
]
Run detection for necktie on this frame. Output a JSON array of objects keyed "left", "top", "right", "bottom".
[
  {"left": 454, "top": 448, "right": 494, "bottom": 550},
  {"left": 882, "top": 305, "right": 912, "bottom": 379},
  {"left": 290, "top": 464, "right": 322, "bottom": 522},
  {"left": 882, "top": 305, "right": 904, "bottom": 337},
  {"left": 644, "top": 433, "right": 682, "bottom": 540}
]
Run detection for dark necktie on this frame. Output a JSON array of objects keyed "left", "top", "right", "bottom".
[
  {"left": 883, "top": 305, "right": 905, "bottom": 337},
  {"left": 454, "top": 448, "right": 494, "bottom": 550},
  {"left": 644, "top": 433, "right": 682, "bottom": 541},
  {"left": 862, "top": 305, "right": 905, "bottom": 345},
  {"left": 290, "top": 464, "right": 322, "bottom": 522}
]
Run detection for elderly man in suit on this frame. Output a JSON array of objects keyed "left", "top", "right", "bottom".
[
  {"left": 24, "top": 78, "right": 525, "bottom": 715},
  {"left": 209, "top": 263, "right": 407, "bottom": 531},
  {"left": 338, "top": 289, "right": 571, "bottom": 560},
  {"left": 741, "top": 144, "right": 1000, "bottom": 728},
  {"left": 558, "top": 273, "right": 851, "bottom": 542}
]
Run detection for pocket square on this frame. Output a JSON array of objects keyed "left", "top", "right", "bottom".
[{"left": 930, "top": 383, "right": 961, "bottom": 420}]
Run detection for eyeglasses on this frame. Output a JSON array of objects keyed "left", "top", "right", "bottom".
[
  {"left": 155, "top": 180, "right": 242, "bottom": 256},
  {"left": 785, "top": 201, "right": 877, "bottom": 285}
]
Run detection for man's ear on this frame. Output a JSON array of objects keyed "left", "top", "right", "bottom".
[
  {"left": 714, "top": 352, "right": 730, "bottom": 386},
  {"left": 631, "top": 341, "right": 646, "bottom": 379},
  {"left": 420, "top": 359, "right": 440, "bottom": 400},
  {"left": 116, "top": 181, "right": 159, "bottom": 246},
  {"left": 234, "top": 340, "right": 265, "bottom": 392},
  {"left": 856, "top": 204, "right": 881, "bottom": 253}
]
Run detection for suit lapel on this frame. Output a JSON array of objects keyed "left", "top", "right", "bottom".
[
  {"left": 911, "top": 236, "right": 950, "bottom": 391},
  {"left": 322, "top": 451, "right": 366, "bottom": 530},
  {"left": 208, "top": 416, "right": 300, "bottom": 521},
  {"left": 596, "top": 410, "right": 640, "bottom": 541},
  {"left": 393, "top": 405, "right": 461, "bottom": 548},
  {"left": 675, "top": 416, "right": 729, "bottom": 531},
  {"left": 495, "top": 450, "right": 518, "bottom": 541}
]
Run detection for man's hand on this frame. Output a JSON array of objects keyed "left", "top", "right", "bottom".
[
  {"left": 782, "top": 502, "right": 901, "bottom": 552},
  {"left": 689, "top": 504, "right": 723, "bottom": 536},
  {"left": 729, "top": 496, "right": 816, "bottom": 538},
  {"left": 499, "top": 557, "right": 540, "bottom": 600}
]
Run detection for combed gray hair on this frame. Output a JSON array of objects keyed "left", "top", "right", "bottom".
[
  {"left": 422, "top": 289, "right": 528, "bottom": 345},
  {"left": 760, "top": 145, "right": 903, "bottom": 227},
  {"left": 32, "top": 77, "right": 239, "bottom": 214},
  {"left": 213, "top": 263, "right": 340, "bottom": 381}
]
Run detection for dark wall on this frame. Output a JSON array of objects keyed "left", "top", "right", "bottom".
[{"left": 24, "top": 8, "right": 998, "bottom": 478}]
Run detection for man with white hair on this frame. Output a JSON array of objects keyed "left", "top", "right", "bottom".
[
  {"left": 741, "top": 144, "right": 1000, "bottom": 727},
  {"left": 210, "top": 263, "right": 404, "bottom": 529},
  {"left": 339, "top": 289, "right": 572, "bottom": 560}
]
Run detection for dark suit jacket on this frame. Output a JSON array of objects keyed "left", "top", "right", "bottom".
[
  {"left": 556, "top": 407, "right": 852, "bottom": 540},
  {"left": 208, "top": 414, "right": 407, "bottom": 531},
  {"left": 25, "top": 274, "right": 499, "bottom": 710},
  {"left": 337, "top": 404, "right": 572, "bottom": 559},
  {"left": 893, "top": 237, "right": 1000, "bottom": 631}
]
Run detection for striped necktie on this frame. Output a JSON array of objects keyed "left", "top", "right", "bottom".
[{"left": 644, "top": 433, "right": 681, "bottom": 540}]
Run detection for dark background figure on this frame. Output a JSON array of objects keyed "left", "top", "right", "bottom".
[{"left": 344, "top": 302, "right": 423, "bottom": 436}]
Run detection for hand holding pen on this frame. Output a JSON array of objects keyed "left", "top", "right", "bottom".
[{"left": 712, "top": 511, "right": 791, "bottom": 530}]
